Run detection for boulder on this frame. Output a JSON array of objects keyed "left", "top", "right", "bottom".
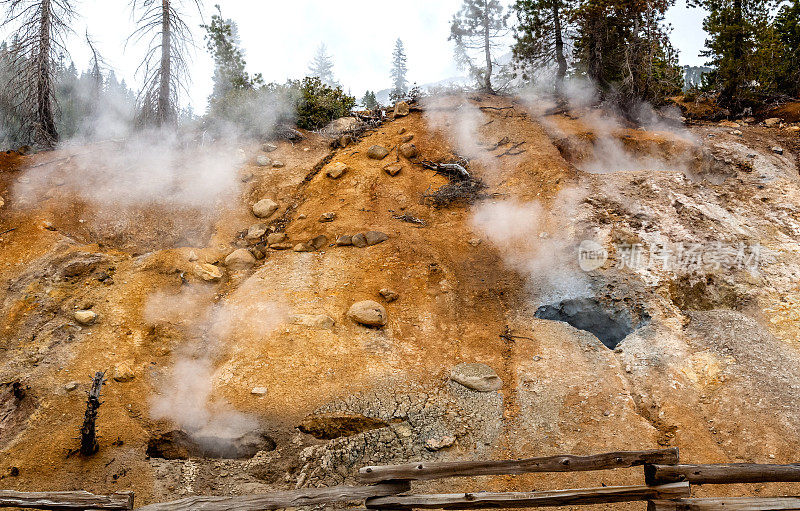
[
  {"left": 319, "top": 212, "right": 336, "bottom": 222},
  {"left": 256, "top": 155, "right": 272, "bottom": 167},
  {"left": 394, "top": 101, "right": 410, "bottom": 117},
  {"left": 310, "top": 235, "right": 329, "bottom": 250},
  {"left": 379, "top": 288, "right": 399, "bottom": 302},
  {"left": 399, "top": 143, "right": 418, "bottom": 159},
  {"left": 348, "top": 300, "right": 387, "bottom": 327},
  {"left": 262, "top": 143, "right": 278, "bottom": 152},
  {"left": 450, "top": 363, "right": 503, "bottom": 392},
  {"left": 194, "top": 263, "right": 223, "bottom": 282},
  {"left": 290, "top": 314, "right": 336, "bottom": 329},
  {"left": 367, "top": 145, "right": 390, "bottom": 160},
  {"left": 252, "top": 198, "right": 279, "bottom": 219},
  {"left": 298, "top": 412, "right": 389, "bottom": 440},
  {"left": 384, "top": 163, "right": 402, "bottom": 176},
  {"left": 364, "top": 231, "right": 389, "bottom": 246},
  {"left": 74, "top": 310, "right": 97, "bottom": 325},
  {"left": 267, "top": 232, "right": 287, "bottom": 245},
  {"left": 246, "top": 223, "right": 267, "bottom": 241},
  {"left": 336, "top": 235, "right": 353, "bottom": 246},
  {"left": 225, "top": 249, "right": 257, "bottom": 269},
  {"left": 764, "top": 117, "right": 781, "bottom": 127},
  {"left": 326, "top": 162, "right": 348, "bottom": 179},
  {"left": 351, "top": 233, "right": 368, "bottom": 248}
]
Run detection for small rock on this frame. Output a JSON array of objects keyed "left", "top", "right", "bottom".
[
  {"left": 251, "top": 387, "right": 268, "bottom": 396},
  {"left": 398, "top": 127, "right": 407, "bottom": 135},
  {"left": 336, "top": 235, "right": 353, "bottom": 246},
  {"left": 468, "top": 238, "right": 482, "bottom": 247},
  {"left": 425, "top": 435, "right": 456, "bottom": 451},
  {"left": 252, "top": 198, "right": 279, "bottom": 219},
  {"left": 293, "top": 242, "right": 315, "bottom": 252},
  {"left": 326, "top": 162, "right": 348, "bottom": 179},
  {"left": 364, "top": 231, "right": 388, "bottom": 246},
  {"left": 450, "top": 362, "right": 503, "bottom": 392},
  {"left": 267, "top": 232, "right": 287, "bottom": 245},
  {"left": 367, "top": 145, "right": 390, "bottom": 160},
  {"left": 379, "top": 288, "right": 399, "bottom": 302},
  {"left": 732, "top": 130, "right": 742, "bottom": 136},
  {"left": 195, "top": 263, "right": 223, "bottom": 282},
  {"left": 256, "top": 155, "right": 272, "bottom": 167},
  {"left": 297, "top": 214, "right": 307, "bottom": 220},
  {"left": 64, "top": 381, "right": 80, "bottom": 391},
  {"left": 74, "top": 310, "right": 97, "bottom": 325},
  {"left": 240, "top": 171, "right": 254, "bottom": 182},
  {"left": 399, "top": 143, "right": 418, "bottom": 159},
  {"left": 250, "top": 247, "right": 265, "bottom": 260},
  {"left": 290, "top": 314, "right": 335, "bottom": 329},
  {"left": 773, "top": 146, "right": 784, "bottom": 155},
  {"left": 246, "top": 223, "right": 267, "bottom": 240},
  {"left": 718, "top": 120, "right": 739, "bottom": 128},
  {"left": 348, "top": 300, "right": 387, "bottom": 327},
  {"left": 384, "top": 163, "right": 402, "bottom": 176},
  {"left": 394, "top": 101, "right": 410, "bottom": 117},
  {"left": 188, "top": 250, "right": 199, "bottom": 262},
  {"left": 272, "top": 161, "right": 285, "bottom": 168},
  {"left": 225, "top": 249, "right": 257, "bottom": 269},
  {"left": 319, "top": 212, "right": 336, "bottom": 222},
  {"left": 113, "top": 362, "right": 135, "bottom": 383},
  {"left": 262, "top": 143, "right": 278, "bottom": 152},
  {"left": 401, "top": 134, "right": 414, "bottom": 143},
  {"left": 764, "top": 117, "right": 781, "bottom": 127},
  {"left": 270, "top": 242, "right": 293, "bottom": 250},
  {"left": 310, "top": 235, "right": 329, "bottom": 250},
  {"left": 351, "top": 233, "right": 368, "bottom": 248}
]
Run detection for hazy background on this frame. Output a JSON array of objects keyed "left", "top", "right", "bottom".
[{"left": 2, "top": 0, "right": 707, "bottom": 112}]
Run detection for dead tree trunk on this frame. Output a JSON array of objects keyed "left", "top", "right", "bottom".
[
  {"left": 483, "top": 0, "right": 493, "bottom": 93},
  {"left": 552, "top": 0, "right": 567, "bottom": 86},
  {"left": 36, "top": 0, "right": 58, "bottom": 147},
  {"left": 158, "top": 0, "right": 172, "bottom": 125},
  {"left": 80, "top": 371, "right": 105, "bottom": 456}
]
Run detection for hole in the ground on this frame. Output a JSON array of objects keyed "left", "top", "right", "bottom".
[{"left": 535, "top": 298, "right": 647, "bottom": 349}]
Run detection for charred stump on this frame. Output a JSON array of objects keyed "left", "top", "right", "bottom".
[{"left": 80, "top": 371, "right": 106, "bottom": 456}]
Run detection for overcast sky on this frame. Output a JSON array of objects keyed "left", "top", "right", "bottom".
[{"left": 3, "top": 0, "right": 709, "bottom": 112}]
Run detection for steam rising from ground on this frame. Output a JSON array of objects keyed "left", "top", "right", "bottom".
[
  {"left": 472, "top": 188, "right": 592, "bottom": 304},
  {"left": 145, "top": 284, "right": 288, "bottom": 439}
]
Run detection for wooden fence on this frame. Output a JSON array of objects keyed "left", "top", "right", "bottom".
[{"left": 2, "top": 448, "right": 800, "bottom": 510}]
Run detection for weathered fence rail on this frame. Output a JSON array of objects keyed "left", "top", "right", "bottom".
[
  {"left": 358, "top": 447, "right": 679, "bottom": 483},
  {"left": 3, "top": 449, "right": 800, "bottom": 510}
]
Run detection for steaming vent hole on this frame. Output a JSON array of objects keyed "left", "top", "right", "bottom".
[{"left": 535, "top": 298, "right": 648, "bottom": 349}]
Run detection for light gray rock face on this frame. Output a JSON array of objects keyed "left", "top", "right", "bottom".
[
  {"left": 450, "top": 363, "right": 503, "bottom": 392},
  {"left": 347, "top": 300, "right": 387, "bottom": 327},
  {"left": 252, "top": 198, "right": 279, "bottom": 219}
]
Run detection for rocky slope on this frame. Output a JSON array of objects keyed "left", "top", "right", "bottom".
[{"left": 0, "top": 95, "right": 799, "bottom": 506}]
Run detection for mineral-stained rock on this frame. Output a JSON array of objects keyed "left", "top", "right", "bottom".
[
  {"left": 298, "top": 412, "right": 389, "bottom": 440},
  {"left": 394, "top": 101, "right": 410, "bottom": 117},
  {"left": 367, "top": 145, "right": 390, "bottom": 160},
  {"left": 425, "top": 435, "right": 456, "bottom": 451},
  {"left": 450, "top": 363, "right": 503, "bottom": 392},
  {"left": 351, "top": 233, "right": 368, "bottom": 248},
  {"left": 252, "top": 198, "right": 279, "bottom": 219},
  {"left": 113, "top": 361, "right": 135, "bottom": 382},
  {"left": 194, "top": 263, "right": 223, "bottom": 282},
  {"left": 764, "top": 118, "right": 781, "bottom": 127},
  {"left": 293, "top": 242, "right": 315, "bottom": 252},
  {"left": 319, "top": 212, "right": 336, "bottom": 222},
  {"left": 384, "top": 163, "right": 402, "bottom": 176},
  {"left": 401, "top": 134, "right": 414, "bottom": 143},
  {"left": 348, "top": 300, "right": 387, "bottom": 327},
  {"left": 225, "top": 249, "right": 257, "bottom": 269},
  {"left": 399, "top": 143, "right": 418, "bottom": 159},
  {"left": 311, "top": 235, "right": 329, "bottom": 250},
  {"left": 246, "top": 223, "right": 267, "bottom": 240},
  {"left": 326, "top": 162, "right": 348, "bottom": 179}
]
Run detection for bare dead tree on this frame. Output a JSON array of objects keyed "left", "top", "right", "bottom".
[
  {"left": 80, "top": 371, "right": 105, "bottom": 456},
  {"left": 129, "top": 0, "right": 201, "bottom": 126},
  {"left": 85, "top": 29, "right": 106, "bottom": 100},
  {"left": 0, "top": 0, "right": 76, "bottom": 148}
]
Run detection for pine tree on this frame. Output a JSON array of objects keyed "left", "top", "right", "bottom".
[
  {"left": 688, "top": 0, "right": 773, "bottom": 110},
  {"left": 0, "top": 0, "right": 78, "bottom": 147},
  {"left": 361, "top": 90, "right": 378, "bottom": 109},
  {"left": 449, "top": 0, "right": 509, "bottom": 93},
  {"left": 130, "top": 0, "right": 202, "bottom": 126},
  {"left": 202, "top": 4, "right": 259, "bottom": 103},
  {"left": 390, "top": 38, "right": 408, "bottom": 102},
  {"left": 770, "top": 0, "right": 799, "bottom": 97},
  {"left": 573, "top": 0, "right": 683, "bottom": 110},
  {"left": 511, "top": 0, "right": 576, "bottom": 86},
  {"left": 309, "top": 43, "right": 336, "bottom": 86}
]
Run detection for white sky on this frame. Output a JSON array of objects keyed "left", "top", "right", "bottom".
[{"left": 3, "top": 0, "right": 709, "bottom": 113}]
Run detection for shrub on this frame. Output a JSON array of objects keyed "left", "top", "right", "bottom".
[{"left": 293, "top": 77, "right": 356, "bottom": 131}]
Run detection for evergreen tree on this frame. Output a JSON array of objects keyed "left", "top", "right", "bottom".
[
  {"left": 688, "top": 0, "right": 773, "bottom": 110},
  {"left": 202, "top": 4, "right": 260, "bottom": 104},
  {"left": 771, "top": 0, "right": 800, "bottom": 97},
  {"left": 390, "top": 38, "right": 408, "bottom": 102},
  {"left": 361, "top": 90, "right": 378, "bottom": 109},
  {"left": 309, "top": 43, "right": 336, "bottom": 86},
  {"left": 573, "top": 0, "right": 683, "bottom": 110},
  {"left": 511, "top": 0, "right": 576, "bottom": 86},
  {"left": 449, "top": 0, "right": 509, "bottom": 92}
]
